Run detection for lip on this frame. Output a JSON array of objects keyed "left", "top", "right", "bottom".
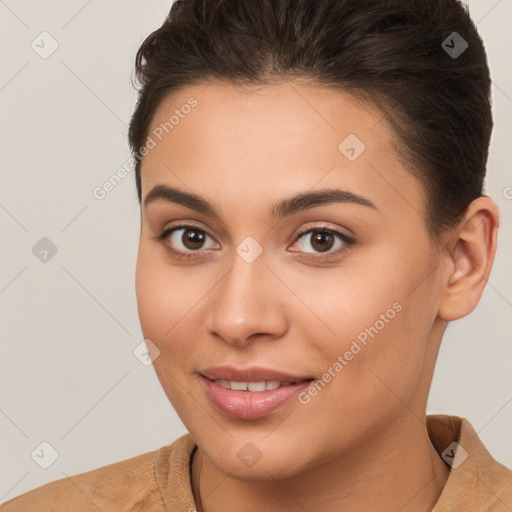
[
  {"left": 198, "top": 366, "right": 314, "bottom": 420},
  {"left": 200, "top": 375, "right": 313, "bottom": 420},
  {"left": 199, "top": 365, "right": 313, "bottom": 383}
]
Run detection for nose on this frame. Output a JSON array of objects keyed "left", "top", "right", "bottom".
[{"left": 204, "top": 253, "right": 288, "bottom": 347}]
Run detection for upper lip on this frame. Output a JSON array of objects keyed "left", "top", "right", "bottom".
[{"left": 200, "top": 365, "right": 314, "bottom": 383}]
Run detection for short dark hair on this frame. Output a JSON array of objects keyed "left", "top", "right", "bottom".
[{"left": 128, "top": 0, "right": 492, "bottom": 238}]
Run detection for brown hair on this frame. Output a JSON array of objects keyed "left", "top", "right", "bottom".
[{"left": 128, "top": 0, "right": 492, "bottom": 238}]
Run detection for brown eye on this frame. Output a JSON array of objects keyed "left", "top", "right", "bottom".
[
  {"left": 182, "top": 228, "right": 206, "bottom": 250},
  {"left": 160, "top": 225, "right": 219, "bottom": 255},
  {"left": 309, "top": 230, "right": 335, "bottom": 252},
  {"left": 290, "top": 226, "right": 353, "bottom": 256}
]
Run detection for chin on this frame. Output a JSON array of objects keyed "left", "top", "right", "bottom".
[
  {"left": 217, "top": 454, "right": 305, "bottom": 481},
  {"left": 197, "top": 432, "right": 314, "bottom": 481}
]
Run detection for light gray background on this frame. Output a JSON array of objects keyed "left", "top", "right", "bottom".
[{"left": 1, "top": 0, "right": 511, "bottom": 503}]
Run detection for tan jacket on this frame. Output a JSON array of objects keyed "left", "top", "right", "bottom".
[{"left": 2, "top": 415, "right": 511, "bottom": 511}]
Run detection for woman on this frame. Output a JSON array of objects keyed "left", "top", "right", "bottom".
[{"left": 2, "top": 0, "right": 511, "bottom": 510}]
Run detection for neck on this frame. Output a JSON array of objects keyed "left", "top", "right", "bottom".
[{"left": 191, "top": 413, "right": 450, "bottom": 512}]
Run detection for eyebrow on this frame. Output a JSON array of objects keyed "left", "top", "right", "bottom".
[{"left": 143, "top": 184, "right": 379, "bottom": 221}]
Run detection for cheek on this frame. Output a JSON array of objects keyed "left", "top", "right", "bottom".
[
  {"left": 135, "top": 245, "right": 203, "bottom": 411},
  {"left": 135, "top": 243, "right": 202, "bottom": 341},
  {"left": 293, "top": 263, "right": 433, "bottom": 410},
  {"left": 282, "top": 260, "right": 403, "bottom": 354},
  {"left": 134, "top": 241, "right": 218, "bottom": 401}
]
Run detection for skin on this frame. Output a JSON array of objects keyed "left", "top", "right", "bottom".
[{"left": 135, "top": 80, "right": 499, "bottom": 512}]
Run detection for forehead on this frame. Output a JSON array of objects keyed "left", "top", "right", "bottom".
[
  {"left": 140, "top": 80, "right": 426, "bottom": 223},
  {"left": 145, "top": 80, "right": 386, "bottom": 155}
]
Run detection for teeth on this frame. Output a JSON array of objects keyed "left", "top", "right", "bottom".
[
  {"left": 215, "top": 380, "right": 232, "bottom": 389},
  {"left": 247, "top": 381, "right": 266, "bottom": 392},
  {"left": 213, "top": 379, "right": 294, "bottom": 391}
]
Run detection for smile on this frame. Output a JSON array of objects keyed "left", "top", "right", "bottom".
[
  {"left": 213, "top": 380, "right": 301, "bottom": 391},
  {"left": 200, "top": 375, "right": 314, "bottom": 420}
]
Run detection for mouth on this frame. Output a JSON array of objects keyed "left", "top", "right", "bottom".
[
  {"left": 198, "top": 369, "right": 315, "bottom": 420},
  {"left": 199, "top": 365, "right": 314, "bottom": 385},
  {"left": 204, "top": 378, "right": 314, "bottom": 392}
]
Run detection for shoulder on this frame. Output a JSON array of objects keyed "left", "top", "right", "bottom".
[
  {"left": 0, "top": 444, "right": 173, "bottom": 512},
  {"left": 428, "top": 414, "right": 512, "bottom": 511},
  {"left": 487, "top": 460, "right": 512, "bottom": 511},
  {"left": 489, "top": 482, "right": 512, "bottom": 512}
]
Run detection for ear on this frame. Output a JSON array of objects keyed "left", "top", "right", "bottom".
[{"left": 438, "top": 196, "right": 499, "bottom": 321}]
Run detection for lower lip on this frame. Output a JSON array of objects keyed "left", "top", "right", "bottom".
[{"left": 200, "top": 375, "right": 313, "bottom": 420}]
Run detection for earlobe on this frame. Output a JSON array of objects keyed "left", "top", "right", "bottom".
[{"left": 438, "top": 197, "right": 499, "bottom": 321}]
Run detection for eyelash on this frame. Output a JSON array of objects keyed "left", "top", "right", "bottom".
[{"left": 152, "top": 224, "right": 355, "bottom": 261}]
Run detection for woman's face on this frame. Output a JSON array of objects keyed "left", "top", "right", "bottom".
[{"left": 136, "top": 80, "right": 447, "bottom": 479}]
